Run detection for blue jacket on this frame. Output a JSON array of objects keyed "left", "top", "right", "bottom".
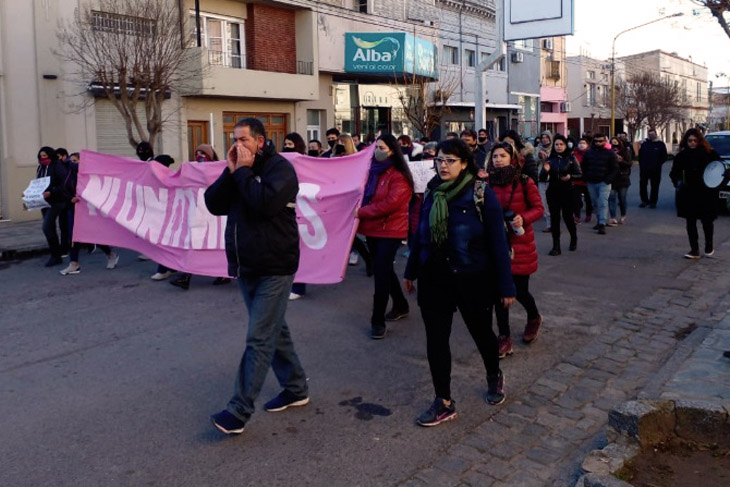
[{"left": 404, "top": 179, "right": 516, "bottom": 299}]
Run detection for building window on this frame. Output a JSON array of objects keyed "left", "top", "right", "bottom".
[
  {"left": 443, "top": 46, "right": 458, "bottom": 65},
  {"left": 356, "top": 0, "right": 371, "bottom": 14},
  {"left": 587, "top": 83, "right": 596, "bottom": 106},
  {"left": 92, "top": 11, "right": 155, "bottom": 36},
  {"left": 697, "top": 82, "right": 702, "bottom": 102},
  {"left": 190, "top": 12, "right": 246, "bottom": 69},
  {"left": 587, "top": 70, "right": 595, "bottom": 80},
  {"left": 465, "top": 49, "right": 475, "bottom": 68},
  {"left": 306, "top": 109, "right": 321, "bottom": 143}
]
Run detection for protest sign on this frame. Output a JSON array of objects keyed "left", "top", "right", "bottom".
[{"left": 22, "top": 177, "right": 51, "bottom": 210}]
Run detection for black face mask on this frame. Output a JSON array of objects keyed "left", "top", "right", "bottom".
[
  {"left": 282, "top": 147, "right": 296, "bottom": 152},
  {"left": 308, "top": 149, "right": 320, "bottom": 157},
  {"left": 478, "top": 136, "right": 487, "bottom": 143},
  {"left": 327, "top": 139, "right": 337, "bottom": 149}
]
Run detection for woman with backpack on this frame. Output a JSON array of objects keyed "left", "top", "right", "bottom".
[
  {"left": 488, "top": 142, "right": 544, "bottom": 358},
  {"left": 404, "top": 138, "right": 516, "bottom": 427},
  {"left": 539, "top": 134, "right": 582, "bottom": 255}
]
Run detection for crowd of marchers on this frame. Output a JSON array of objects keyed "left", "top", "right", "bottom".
[{"left": 33, "top": 121, "right": 727, "bottom": 433}]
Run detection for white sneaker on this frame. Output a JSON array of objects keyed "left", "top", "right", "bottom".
[
  {"left": 137, "top": 254, "right": 150, "bottom": 261},
  {"left": 705, "top": 249, "right": 715, "bottom": 258},
  {"left": 289, "top": 292, "right": 303, "bottom": 301},
  {"left": 606, "top": 218, "right": 618, "bottom": 227},
  {"left": 619, "top": 216, "right": 626, "bottom": 224},
  {"left": 348, "top": 251, "right": 359, "bottom": 266},
  {"left": 151, "top": 271, "right": 174, "bottom": 280},
  {"left": 60, "top": 263, "right": 81, "bottom": 275},
  {"left": 106, "top": 252, "right": 119, "bottom": 269}
]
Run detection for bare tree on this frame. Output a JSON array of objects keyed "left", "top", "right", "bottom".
[
  {"left": 392, "top": 72, "right": 460, "bottom": 138},
  {"left": 56, "top": 0, "right": 197, "bottom": 151},
  {"left": 616, "top": 71, "right": 687, "bottom": 141},
  {"left": 692, "top": 1, "right": 730, "bottom": 38}
]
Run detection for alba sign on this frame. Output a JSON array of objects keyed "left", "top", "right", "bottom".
[{"left": 344, "top": 32, "right": 438, "bottom": 80}]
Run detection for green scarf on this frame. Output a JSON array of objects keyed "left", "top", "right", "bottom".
[{"left": 429, "top": 172, "right": 475, "bottom": 246}]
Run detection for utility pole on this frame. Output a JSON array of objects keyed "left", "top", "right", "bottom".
[
  {"left": 610, "top": 13, "right": 683, "bottom": 137},
  {"left": 474, "top": 0, "right": 504, "bottom": 132}
]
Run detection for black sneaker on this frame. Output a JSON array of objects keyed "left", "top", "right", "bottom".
[
  {"left": 416, "top": 398, "right": 457, "bottom": 427},
  {"left": 264, "top": 390, "right": 310, "bottom": 412},
  {"left": 597, "top": 225, "right": 606, "bottom": 235},
  {"left": 724, "top": 351, "right": 730, "bottom": 359},
  {"left": 44, "top": 256, "right": 63, "bottom": 267},
  {"left": 170, "top": 275, "right": 191, "bottom": 290},
  {"left": 684, "top": 250, "right": 700, "bottom": 260},
  {"left": 592, "top": 224, "right": 600, "bottom": 231},
  {"left": 384, "top": 308, "right": 409, "bottom": 321},
  {"left": 371, "top": 323, "right": 387, "bottom": 339},
  {"left": 486, "top": 371, "right": 506, "bottom": 405},
  {"left": 210, "top": 410, "right": 245, "bottom": 435},
  {"left": 639, "top": 202, "right": 648, "bottom": 208},
  {"left": 649, "top": 203, "right": 656, "bottom": 209}
]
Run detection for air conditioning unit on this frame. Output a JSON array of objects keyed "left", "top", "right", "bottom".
[
  {"left": 423, "top": 20, "right": 435, "bottom": 27},
  {"left": 543, "top": 39, "right": 554, "bottom": 50},
  {"left": 511, "top": 52, "right": 524, "bottom": 63},
  {"left": 560, "top": 102, "right": 572, "bottom": 113}
]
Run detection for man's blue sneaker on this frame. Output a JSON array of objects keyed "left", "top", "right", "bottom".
[
  {"left": 210, "top": 410, "right": 245, "bottom": 435},
  {"left": 264, "top": 390, "right": 310, "bottom": 412}
]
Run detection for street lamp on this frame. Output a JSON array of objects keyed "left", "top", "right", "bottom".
[{"left": 610, "top": 13, "right": 683, "bottom": 137}]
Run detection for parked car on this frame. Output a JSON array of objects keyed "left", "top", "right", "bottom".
[{"left": 704, "top": 131, "right": 730, "bottom": 210}]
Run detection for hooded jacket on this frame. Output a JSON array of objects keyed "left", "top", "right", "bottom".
[
  {"left": 490, "top": 175, "right": 543, "bottom": 276},
  {"left": 519, "top": 142, "right": 539, "bottom": 183},
  {"left": 204, "top": 140, "right": 300, "bottom": 277}
]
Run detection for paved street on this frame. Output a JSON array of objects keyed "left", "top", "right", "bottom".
[{"left": 2, "top": 165, "right": 729, "bottom": 487}]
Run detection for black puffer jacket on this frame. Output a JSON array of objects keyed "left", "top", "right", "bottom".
[
  {"left": 612, "top": 146, "right": 633, "bottom": 189},
  {"left": 581, "top": 146, "right": 619, "bottom": 184},
  {"left": 205, "top": 141, "right": 300, "bottom": 277}
]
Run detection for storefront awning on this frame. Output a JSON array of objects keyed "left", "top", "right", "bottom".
[{"left": 344, "top": 32, "right": 438, "bottom": 82}]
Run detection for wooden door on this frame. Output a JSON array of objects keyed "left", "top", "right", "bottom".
[{"left": 187, "top": 121, "right": 209, "bottom": 162}]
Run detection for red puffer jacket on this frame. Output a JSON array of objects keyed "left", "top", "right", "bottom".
[
  {"left": 358, "top": 167, "right": 413, "bottom": 239},
  {"left": 491, "top": 177, "right": 544, "bottom": 276}
]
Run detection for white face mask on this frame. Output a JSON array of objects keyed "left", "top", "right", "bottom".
[
  {"left": 567, "top": 142, "right": 574, "bottom": 149},
  {"left": 578, "top": 143, "right": 588, "bottom": 151}
]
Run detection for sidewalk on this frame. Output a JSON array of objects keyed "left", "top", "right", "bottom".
[
  {"left": 399, "top": 237, "right": 730, "bottom": 487},
  {"left": 0, "top": 220, "right": 47, "bottom": 260}
]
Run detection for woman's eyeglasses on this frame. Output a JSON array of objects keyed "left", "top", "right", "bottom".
[{"left": 434, "top": 157, "right": 461, "bottom": 165}]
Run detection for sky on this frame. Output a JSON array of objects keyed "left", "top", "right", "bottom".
[{"left": 566, "top": 0, "right": 730, "bottom": 85}]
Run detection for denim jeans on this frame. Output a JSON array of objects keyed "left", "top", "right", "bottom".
[
  {"left": 587, "top": 182, "right": 611, "bottom": 225},
  {"left": 538, "top": 181, "right": 550, "bottom": 225},
  {"left": 608, "top": 187, "right": 629, "bottom": 219},
  {"left": 227, "top": 274, "right": 308, "bottom": 422}
]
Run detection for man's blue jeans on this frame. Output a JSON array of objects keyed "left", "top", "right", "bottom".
[
  {"left": 587, "top": 182, "right": 611, "bottom": 225},
  {"left": 227, "top": 274, "right": 308, "bottom": 422}
]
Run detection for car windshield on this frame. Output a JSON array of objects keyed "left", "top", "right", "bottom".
[{"left": 706, "top": 134, "right": 730, "bottom": 158}]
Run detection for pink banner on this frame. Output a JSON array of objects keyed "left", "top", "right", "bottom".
[{"left": 75, "top": 148, "right": 372, "bottom": 283}]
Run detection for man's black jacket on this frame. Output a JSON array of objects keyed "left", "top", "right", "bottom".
[{"left": 205, "top": 141, "right": 300, "bottom": 277}]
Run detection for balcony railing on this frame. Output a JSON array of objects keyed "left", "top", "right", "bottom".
[{"left": 207, "top": 50, "right": 246, "bottom": 69}]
